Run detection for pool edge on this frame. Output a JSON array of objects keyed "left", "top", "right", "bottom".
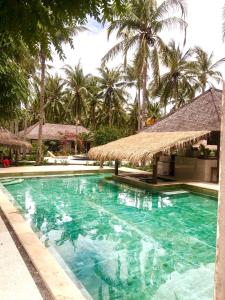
[
  {"left": 111, "top": 175, "right": 218, "bottom": 198},
  {"left": 0, "top": 189, "right": 88, "bottom": 300}
]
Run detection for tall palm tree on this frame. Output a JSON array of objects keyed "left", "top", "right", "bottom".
[
  {"left": 85, "top": 76, "right": 101, "bottom": 129},
  {"left": 44, "top": 75, "right": 67, "bottom": 123},
  {"left": 151, "top": 40, "right": 196, "bottom": 112},
  {"left": 103, "top": 0, "right": 187, "bottom": 127},
  {"left": 124, "top": 63, "right": 142, "bottom": 130},
  {"left": 64, "top": 63, "right": 89, "bottom": 153},
  {"left": 192, "top": 47, "right": 225, "bottom": 93},
  {"left": 36, "top": 25, "right": 86, "bottom": 164},
  {"left": 97, "top": 65, "right": 128, "bottom": 127},
  {"left": 128, "top": 99, "right": 139, "bottom": 134}
]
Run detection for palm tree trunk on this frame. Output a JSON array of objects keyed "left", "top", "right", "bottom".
[
  {"left": 142, "top": 62, "right": 148, "bottom": 128},
  {"left": 75, "top": 117, "right": 78, "bottom": 154},
  {"left": 214, "top": 81, "right": 225, "bottom": 299},
  {"left": 36, "top": 47, "right": 46, "bottom": 165},
  {"left": 137, "top": 87, "right": 141, "bottom": 131}
]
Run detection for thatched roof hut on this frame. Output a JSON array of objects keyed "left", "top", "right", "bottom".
[
  {"left": 0, "top": 128, "right": 32, "bottom": 150},
  {"left": 88, "top": 89, "right": 222, "bottom": 164},
  {"left": 143, "top": 88, "right": 222, "bottom": 132},
  {"left": 89, "top": 131, "right": 210, "bottom": 164},
  {"left": 19, "top": 123, "right": 89, "bottom": 141}
]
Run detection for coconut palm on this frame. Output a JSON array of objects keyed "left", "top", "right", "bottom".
[
  {"left": 128, "top": 99, "right": 139, "bottom": 134},
  {"left": 151, "top": 40, "right": 196, "bottom": 112},
  {"left": 192, "top": 47, "right": 225, "bottom": 93},
  {"left": 147, "top": 101, "right": 161, "bottom": 120},
  {"left": 85, "top": 76, "right": 101, "bottom": 129},
  {"left": 64, "top": 63, "right": 89, "bottom": 153},
  {"left": 36, "top": 25, "right": 86, "bottom": 164},
  {"left": 103, "top": 0, "right": 187, "bottom": 127},
  {"left": 124, "top": 63, "right": 142, "bottom": 130},
  {"left": 97, "top": 65, "right": 128, "bottom": 127},
  {"left": 44, "top": 75, "right": 67, "bottom": 123}
]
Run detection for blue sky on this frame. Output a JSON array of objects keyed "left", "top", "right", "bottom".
[{"left": 51, "top": 0, "right": 225, "bottom": 90}]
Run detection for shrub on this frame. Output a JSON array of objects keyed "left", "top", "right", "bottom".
[{"left": 93, "top": 126, "right": 127, "bottom": 146}]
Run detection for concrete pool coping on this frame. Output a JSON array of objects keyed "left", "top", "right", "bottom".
[
  {"left": 0, "top": 189, "right": 88, "bottom": 300},
  {"left": 111, "top": 175, "right": 219, "bottom": 197}
]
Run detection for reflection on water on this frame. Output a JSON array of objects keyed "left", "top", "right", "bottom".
[{"left": 5, "top": 175, "right": 217, "bottom": 300}]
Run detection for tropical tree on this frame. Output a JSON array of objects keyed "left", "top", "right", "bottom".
[
  {"left": 151, "top": 40, "right": 196, "bottom": 112},
  {"left": 127, "top": 99, "right": 139, "bottom": 134},
  {"left": 103, "top": 0, "right": 187, "bottom": 127},
  {"left": 147, "top": 101, "right": 161, "bottom": 120},
  {"left": 192, "top": 47, "right": 225, "bottom": 93},
  {"left": 97, "top": 65, "right": 128, "bottom": 127},
  {"left": 85, "top": 76, "right": 101, "bottom": 129},
  {"left": 35, "top": 24, "right": 86, "bottom": 165},
  {"left": 64, "top": 63, "right": 89, "bottom": 153},
  {"left": 124, "top": 63, "right": 142, "bottom": 130},
  {"left": 44, "top": 75, "right": 67, "bottom": 123}
]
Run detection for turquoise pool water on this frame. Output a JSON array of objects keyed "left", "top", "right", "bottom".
[{"left": 4, "top": 174, "right": 217, "bottom": 300}]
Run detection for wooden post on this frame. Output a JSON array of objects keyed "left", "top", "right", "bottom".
[
  {"left": 217, "top": 132, "right": 221, "bottom": 183},
  {"left": 115, "top": 160, "right": 119, "bottom": 176},
  {"left": 215, "top": 81, "right": 225, "bottom": 299},
  {"left": 152, "top": 156, "right": 159, "bottom": 184}
]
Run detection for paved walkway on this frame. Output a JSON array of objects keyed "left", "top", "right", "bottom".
[
  {"left": 0, "top": 216, "right": 42, "bottom": 300},
  {"left": 0, "top": 165, "right": 150, "bottom": 177}
]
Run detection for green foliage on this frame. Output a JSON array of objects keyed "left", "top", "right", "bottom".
[
  {"left": 0, "top": 1, "right": 127, "bottom": 57},
  {"left": 0, "top": 56, "right": 29, "bottom": 120},
  {"left": 93, "top": 126, "right": 127, "bottom": 146}
]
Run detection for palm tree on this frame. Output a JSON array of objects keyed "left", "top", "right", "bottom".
[
  {"left": 97, "top": 65, "right": 128, "bottom": 127},
  {"left": 64, "top": 63, "right": 89, "bottom": 153},
  {"left": 36, "top": 25, "right": 86, "bottom": 164},
  {"left": 192, "top": 47, "right": 225, "bottom": 93},
  {"left": 151, "top": 40, "right": 196, "bottom": 112},
  {"left": 85, "top": 76, "right": 101, "bottom": 129},
  {"left": 44, "top": 75, "right": 67, "bottom": 123},
  {"left": 103, "top": 0, "right": 187, "bottom": 127},
  {"left": 128, "top": 99, "right": 139, "bottom": 134},
  {"left": 147, "top": 101, "right": 161, "bottom": 120},
  {"left": 124, "top": 63, "right": 142, "bottom": 130}
]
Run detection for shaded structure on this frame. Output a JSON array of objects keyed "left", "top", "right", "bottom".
[
  {"left": 19, "top": 123, "right": 89, "bottom": 140},
  {"left": 89, "top": 88, "right": 222, "bottom": 183},
  {"left": 0, "top": 127, "right": 31, "bottom": 150},
  {"left": 19, "top": 123, "right": 90, "bottom": 153}
]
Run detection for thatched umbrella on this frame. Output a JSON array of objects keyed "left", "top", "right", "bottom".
[
  {"left": 89, "top": 131, "right": 210, "bottom": 164},
  {"left": 0, "top": 127, "right": 32, "bottom": 150}
]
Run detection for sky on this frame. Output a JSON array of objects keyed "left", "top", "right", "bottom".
[{"left": 51, "top": 0, "right": 225, "bottom": 89}]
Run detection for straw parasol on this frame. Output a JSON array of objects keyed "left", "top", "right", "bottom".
[
  {"left": 88, "top": 131, "right": 210, "bottom": 164},
  {"left": 0, "top": 127, "right": 32, "bottom": 150}
]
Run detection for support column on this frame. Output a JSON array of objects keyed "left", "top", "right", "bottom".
[
  {"left": 217, "top": 131, "right": 221, "bottom": 183},
  {"left": 115, "top": 160, "right": 119, "bottom": 176},
  {"left": 215, "top": 81, "right": 225, "bottom": 299},
  {"left": 152, "top": 156, "right": 159, "bottom": 184}
]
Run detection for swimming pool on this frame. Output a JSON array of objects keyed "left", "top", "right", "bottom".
[{"left": 4, "top": 174, "right": 217, "bottom": 299}]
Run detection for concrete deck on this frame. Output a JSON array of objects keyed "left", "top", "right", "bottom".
[
  {"left": 0, "top": 165, "right": 113, "bottom": 177},
  {"left": 0, "top": 165, "right": 150, "bottom": 178},
  {"left": 0, "top": 216, "right": 43, "bottom": 300}
]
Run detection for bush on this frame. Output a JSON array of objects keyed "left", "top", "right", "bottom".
[{"left": 93, "top": 126, "right": 127, "bottom": 146}]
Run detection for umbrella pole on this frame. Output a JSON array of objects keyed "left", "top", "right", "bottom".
[
  {"left": 152, "top": 157, "right": 159, "bottom": 184},
  {"left": 115, "top": 160, "right": 119, "bottom": 176}
]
